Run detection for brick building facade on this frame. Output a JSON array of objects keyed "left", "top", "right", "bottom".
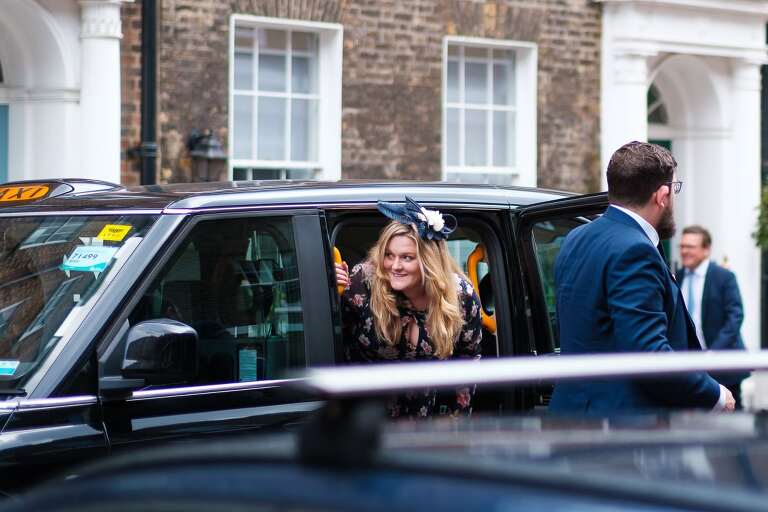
[
  {"left": 120, "top": 0, "right": 602, "bottom": 193},
  {"left": 122, "top": 2, "right": 143, "bottom": 186}
]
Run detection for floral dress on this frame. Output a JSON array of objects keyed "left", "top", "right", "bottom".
[{"left": 341, "top": 261, "right": 483, "bottom": 418}]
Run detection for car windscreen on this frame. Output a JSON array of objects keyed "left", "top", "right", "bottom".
[{"left": 0, "top": 214, "right": 158, "bottom": 391}]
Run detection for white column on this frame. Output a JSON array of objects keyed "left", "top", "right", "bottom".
[
  {"left": 725, "top": 59, "right": 764, "bottom": 410},
  {"left": 79, "top": 0, "right": 129, "bottom": 183},
  {"left": 600, "top": 51, "right": 653, "bottom": 188},
  {"left": 724, "top": 60, "right": 762, "bottom": 353}
]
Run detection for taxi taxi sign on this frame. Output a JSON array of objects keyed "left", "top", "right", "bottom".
[{"left": 0, "top": 185, "right": 50, "bottom": 203}]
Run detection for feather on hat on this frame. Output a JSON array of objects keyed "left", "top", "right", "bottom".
[{"left": 376, "top": 196, "right": 457, "bottom": 241}]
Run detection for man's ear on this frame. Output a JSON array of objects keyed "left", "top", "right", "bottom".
[{"left": 654, "top": 184, "right": 670, "bottom": 208}]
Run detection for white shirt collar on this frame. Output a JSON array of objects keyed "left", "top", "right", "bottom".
[
  {"left": 687, "top": 258, "right": 710, "bottom": 277},
  {"left": 610, "top": 205, "right": 660, "bottom": 246}
]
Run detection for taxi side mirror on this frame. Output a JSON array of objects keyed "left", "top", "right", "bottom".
[{"left": 121, "top": 319, "right": 198, "bottom": 385}]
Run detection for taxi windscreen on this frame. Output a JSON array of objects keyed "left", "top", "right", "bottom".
[{"left": 0, "top": 214, "right": 157, "bottom": 390}]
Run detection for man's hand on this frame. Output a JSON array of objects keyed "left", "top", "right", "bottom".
[{"left": 723, "top": 387, "right": 736, "bottom": 412}]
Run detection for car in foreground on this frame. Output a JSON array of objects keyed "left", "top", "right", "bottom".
[
  {"left": 0, "top": 178, "right": 605, "bottom": 495},
  {"left": 4, "top": 351, "right": 768, "bottom": 511}
]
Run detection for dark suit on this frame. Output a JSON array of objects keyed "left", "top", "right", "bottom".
[
  {"left": 680, "top": 262, "right": 747, "bottom": 404},
  {"left": 549, "top": 206, "right": 720, "bottom": 414}
]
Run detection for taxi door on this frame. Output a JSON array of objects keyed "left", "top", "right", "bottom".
[
  {"left": 0, "top": 397, "right": 108, "bottom": 494},
  {"left": 513, "top": 193, "right": 608, "bottom": 358},
  {"left": 98, "top": 210, "right": 336, "bottom": 453}
]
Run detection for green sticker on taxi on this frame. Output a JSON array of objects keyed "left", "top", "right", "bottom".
[
  {"left": 61, "top": 246, "right": 118, "bottom": 273},
  {"left": 0, "top": 361, "right": 19, "bottom": 376}
]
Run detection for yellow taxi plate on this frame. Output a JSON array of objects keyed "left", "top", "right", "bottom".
[
  {"left": 0, "top": 185, "right": 50, "bottom": 202},
  {"left": 97, "top": 224, "right": 132, "bottom": 242}
]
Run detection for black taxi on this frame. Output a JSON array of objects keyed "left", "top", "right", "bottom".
[{"left": 0, "top": 179, "right": 606, "bottom": 494}]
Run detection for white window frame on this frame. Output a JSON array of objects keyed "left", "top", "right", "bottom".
[
  {"left": 442, "top": 36, "right": 537, "bottom": 186},
  {"left": 228, "top": 15, "right": 343, "bottom": 180}
]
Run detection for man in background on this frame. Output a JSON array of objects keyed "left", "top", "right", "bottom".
[{"left": 679, "top": 225, "right": 748, "bottom": 409}]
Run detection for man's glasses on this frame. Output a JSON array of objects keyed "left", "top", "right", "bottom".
[{"left": 666, "top": 181, "right": 683, "bottom": 194}]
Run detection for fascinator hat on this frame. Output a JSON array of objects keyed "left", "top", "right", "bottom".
[{"left": 376, "top": 196, "right": 457, "bottom": 241}]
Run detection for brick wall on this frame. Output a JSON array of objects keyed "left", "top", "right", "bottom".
[
  {"left": 121, "top": 2, "right": 142, "bottom": 186},
  {"left": 341, "top": 0, "right": 442, "bottom": 180},
  {"left": 534, "top": 1, "right": 602, "bottom": 192},
  {"left": 121, "top": 0, "right": 601, "bottom": 192},
  {"left": 344, "top": 0, "right": 603, "bottom": 189}
]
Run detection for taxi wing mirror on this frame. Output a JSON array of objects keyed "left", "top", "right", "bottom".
[{"left": 121, "top": 319, "right": 198, "bottom": 385}]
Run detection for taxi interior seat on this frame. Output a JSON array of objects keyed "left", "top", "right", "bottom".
[
  {"left": 477, "top": 272, "right": 498, "bottom": 357},
  {"left": 160, "top": 280, "right": 204, "bottom": 325},
  {"left": 195, "top": 256, "right": 254, "bottom": 384},
  {"left": 331, "top": 221, "right": 383, "bottom": 272},
  {"left": 196, "top": 253, "right": 303, "bottom": 384},
  {"left": 478, "top": 273, "right": 494, "bottom": 315}
]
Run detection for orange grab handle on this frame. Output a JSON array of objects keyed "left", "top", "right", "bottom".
[
  {"left": 333, "top": 246, "right": 346, "bottom": 296},
  {"left": 467, "top": 244, "right": 497, "bottom": 333}
]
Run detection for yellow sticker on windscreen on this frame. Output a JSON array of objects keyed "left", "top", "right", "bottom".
[{"left": 97, "top": 224, "right": 132, "bottom": 241}]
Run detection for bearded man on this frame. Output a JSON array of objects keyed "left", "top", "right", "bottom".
[{"left": 548, "top": 141, "right": 734, "bottom": 414}]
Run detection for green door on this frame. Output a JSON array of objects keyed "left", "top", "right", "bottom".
[
  {"left": 0, "top": 105, "right": 7, "bottom": 183},
  {"left": 650, "top": 139, "right": 672, "bottom": 266}
]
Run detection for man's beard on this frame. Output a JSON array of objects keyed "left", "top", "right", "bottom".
[{"left": 657, "top": 203, "right": 676, "bottom": 240}]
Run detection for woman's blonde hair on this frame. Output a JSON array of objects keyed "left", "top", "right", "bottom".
[{"left": 368, "top": 221, "right": 464, "bottom": 359}]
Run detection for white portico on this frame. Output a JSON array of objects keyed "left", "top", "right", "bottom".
[
  {"left": 0, "top": 0, "right": 130, "bottom": 183},
  {"left": 599, "top": 0, "right": 768, "bottom": 365}
]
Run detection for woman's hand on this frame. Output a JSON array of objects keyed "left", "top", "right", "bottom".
[{"left": 335, "top": 261, "right": 350, "bottom": 290}]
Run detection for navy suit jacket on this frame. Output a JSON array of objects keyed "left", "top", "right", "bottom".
[
  {"left": 680, "top": 262, "right": 747, "bottom": 385},
  {"left": 548, "top": 207, "right": 720, "bottom": 414}
]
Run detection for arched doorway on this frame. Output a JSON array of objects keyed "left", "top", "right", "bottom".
[
  {"left": 644, "top": 53, "right": 761, "bottom": 357},
  {"left": 647, "top": 55, "right": 729, "bottom": 274},
  {"left": 0, "top": 0, "right": 78, "bottom": 181}
]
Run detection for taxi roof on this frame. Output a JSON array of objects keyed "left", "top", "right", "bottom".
[{"left": 0, "top": 179, "right": 573, "bottom": 214}]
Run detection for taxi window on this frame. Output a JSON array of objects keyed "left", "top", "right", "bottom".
[
  {"left": 0, "top": 214, "right": 157, "bottom": 391},
  {"left": 531, "top": 217, "right": 588, "bottom": 351},
  {"left": 332, "top": 217, "right": 500, "bottom": 361},
  {"left": 333, "top": 221, "right": 488, "bottom": 283},
  {"left": 129, "top": 216, "right": 306, "bottom": 385}
]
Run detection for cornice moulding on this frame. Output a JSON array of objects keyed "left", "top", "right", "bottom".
[
  {"left": 595, "top": 0, "right": 768, "bottom": 17},
  {"left": 0, "top": 87, "right": 80, "bottom": 103},
  {"left": 613, "top": 37, "right": 768, "bottom": 62},
  {"left": 79, "top": 0, "right": 126, "bottom": 39}
]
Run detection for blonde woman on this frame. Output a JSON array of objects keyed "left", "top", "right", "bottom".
[{"left": 335, "top": 198, "right": 482, "bottom": 417}]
